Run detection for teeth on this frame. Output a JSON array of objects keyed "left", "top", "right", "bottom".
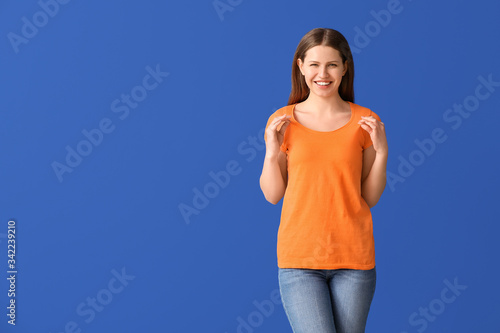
[{"left": 316, "top": 81, "right": 331, "bottom": 86}]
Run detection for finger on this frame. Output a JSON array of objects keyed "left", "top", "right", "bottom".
[
  {"left": 276, "top": 119, "right": 290, "bottom": 127},
  {"left": 269, "top": 116, "right": 286, "bottom": 129},
  {"left": 363, "top": 118, "right": 383, "bottom": 129},
  {"left": 360, "top": 116, "right": 377, "bottom": 123},
  {"left": 271, "top": 115, "right": 290, "bottom": 126},
  {"left": 279, "top": 121, "right": 290, "bottom": 135},
  {"left": 279, "top": 117, "right": 291, "bottom": 130},
  {"left": 269, "top": 116, "right": 290, "bottom": 133},
  {"left": 359, "top": 119, "right": 375, "bottom": 129},
  {"left": 359, "top": 123, "right": 372, "bottom": 133}
]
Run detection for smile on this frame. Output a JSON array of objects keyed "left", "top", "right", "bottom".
[{"left": 315, "top": 81, "right": 332, "bottom": 86}]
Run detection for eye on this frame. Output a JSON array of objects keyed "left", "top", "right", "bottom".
[
  {"left": 329, "top": 64, "right": 337, "bottom": 67},
  {"left": 310, "top": 64, "right": 318, "bottom": 66}
]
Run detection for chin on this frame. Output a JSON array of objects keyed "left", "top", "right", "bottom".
[{"left": 311, "top": 89, "right": 337, "bottom": 97}]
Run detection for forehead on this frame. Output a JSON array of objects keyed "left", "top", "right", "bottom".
[{"left": 304, "top": 45, "right": 342, "bottom": 61}]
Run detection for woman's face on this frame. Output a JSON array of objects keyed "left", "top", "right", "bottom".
[{"left": 297, "top": 45, "right": 347, "bottom": 99}]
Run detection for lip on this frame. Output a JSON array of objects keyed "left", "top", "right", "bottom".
[{"left": 314, "top": 81, "right": 332, "bottom": 88}]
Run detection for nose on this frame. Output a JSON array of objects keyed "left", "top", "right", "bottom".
[{"left": 319, "top": 65, "right": 329, "bottom": 78}]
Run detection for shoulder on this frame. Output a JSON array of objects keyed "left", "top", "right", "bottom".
[
  {"left": 265, "top": 104, "right": 294, "bottom": 125},
  {"left": 350, "top": 102, "right": 382, "bottom": 122},
  {"left": 272, "top": 104, "right": 294, "bottom": 117}
]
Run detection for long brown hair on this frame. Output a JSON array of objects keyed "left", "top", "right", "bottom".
[{"left": 287, "top": 28, "right": 355, "bottom": 105}]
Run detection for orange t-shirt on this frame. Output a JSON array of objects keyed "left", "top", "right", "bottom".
[{"left": 264, "top": 101, "right": 382, "bottom": 270}]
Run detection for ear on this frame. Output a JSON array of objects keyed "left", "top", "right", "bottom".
[
  {"left": 342, "top": 60, "right": 348, "bottom": 76},
  {"left": 297, "top": 58, "right": 304, "bottom": 76}
]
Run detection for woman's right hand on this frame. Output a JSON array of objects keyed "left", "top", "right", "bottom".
[{"left": 265, "top": 114, "right": 291, "bottom": 156}]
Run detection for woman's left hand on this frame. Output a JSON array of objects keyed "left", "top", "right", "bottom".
[{"left": 358, "top": 116, "right": 388, "bottom": 155}]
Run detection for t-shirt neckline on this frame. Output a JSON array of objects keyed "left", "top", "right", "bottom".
[{"left": 291, "top": 101, "right": 354, "bottom": 134}]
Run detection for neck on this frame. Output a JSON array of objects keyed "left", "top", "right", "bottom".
[{"left": 301, "top": 92, "right": 348, "bottom": 115}]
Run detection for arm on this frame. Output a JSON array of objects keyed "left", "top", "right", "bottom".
[
  {"left": 358, "top": 114, "right": 388, "bottom": 208},
  {"left": 260, "top": 150, "right": 288, "bottom": 205},
  {"left": 361, "top": 145, "right": 388, "bottom": 208},
  {"left": 260, "top": 113, "right": 290, "bottom": 205}
]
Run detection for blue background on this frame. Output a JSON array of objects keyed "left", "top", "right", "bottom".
[{"left": 1, "top": 0, "right": 499, "bottom": 332}]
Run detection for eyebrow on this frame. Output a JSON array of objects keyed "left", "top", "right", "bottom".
[{"left": 307, "top": 60, "right": 340, "bottom": 63}]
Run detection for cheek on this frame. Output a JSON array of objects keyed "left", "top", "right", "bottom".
[
  {"left": 304, "top": 73, "right": 316, "bottom": 85},
  {"left": 303, "top": 70, "right": 315, "bottom": 79},
  {"left": 332, "top": 68, "right": 345, "bottom": 78}
]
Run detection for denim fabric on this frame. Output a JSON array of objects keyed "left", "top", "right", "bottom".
[{"left": 278, "top": 266, "right": 376, "bottom": 333}]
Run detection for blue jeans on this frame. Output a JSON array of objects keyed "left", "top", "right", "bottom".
[{"left": 278, "top": 266, "right": 376, "bottom": 333}]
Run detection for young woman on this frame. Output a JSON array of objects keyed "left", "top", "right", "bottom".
[{"left": 260, "top": 28, "right": 388, "bottom": 333}]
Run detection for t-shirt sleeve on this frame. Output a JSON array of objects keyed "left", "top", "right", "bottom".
[
  {"left": 362, "top": 110, "right": 382, "bottom": 150},
  {"left": 264, "top": 112, "right": 288, "bottom": 153}
]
